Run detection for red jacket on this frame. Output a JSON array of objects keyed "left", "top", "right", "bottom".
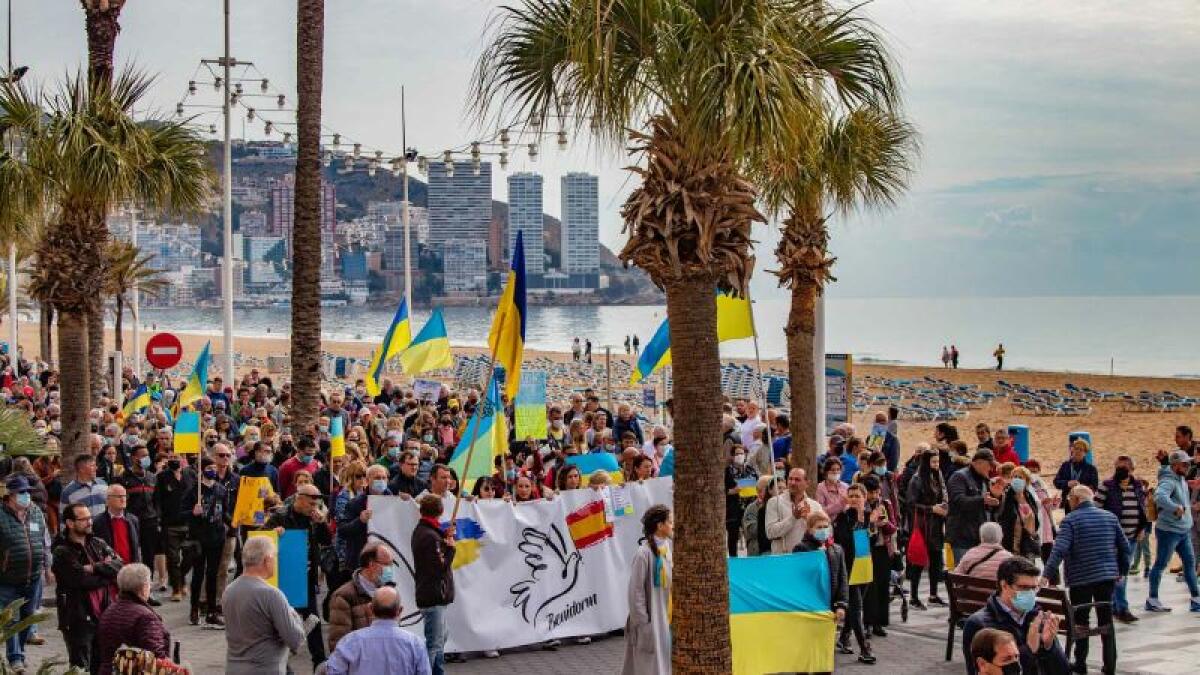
[
  {"left": 993, "top": 443, "right": 1021, "bottom": 467},
  {"left": 96, "top": 593, "right": 172, "bottom": 675}
]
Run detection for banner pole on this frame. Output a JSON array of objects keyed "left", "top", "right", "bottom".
[
  {"left": 745, "top": 288, "right": 771, "bottom": 450},
  {"left": 449, "top": 354, "right": 497, "bottom": 522}
]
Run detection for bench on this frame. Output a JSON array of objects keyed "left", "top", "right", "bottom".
[{"left": 944, "top": 572, "right": 1115, "bottom": 663}]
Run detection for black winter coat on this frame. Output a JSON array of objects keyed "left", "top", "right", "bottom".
[
  {"left": 412, "top": 519, "right": 455, "bottom": 608},
  {"left": 51, "top": 533, "right": 123, "bottom": 631}
]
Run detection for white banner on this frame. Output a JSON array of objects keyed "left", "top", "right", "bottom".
[{"left": 366, "top": 478, "right": 674, "bottom": 653}]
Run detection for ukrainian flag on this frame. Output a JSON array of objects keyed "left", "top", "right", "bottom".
[
  {"left": 442, "top": 517, "right": 485, "bottom": 569},
  {"left": 448, "top": 378, "right": 507, "bottom": 483},
  {"left": 630, "top": 290, "right": 755, "bottom": 384},
  {"left": 174, "top": 411, "right": 201, "bottom": 455},
  {"left": 365, "top": 298, "right": 412, "bottom": 397},
  {"left": 729, "top": 552, "right": 836, "bottom": 675},
  {"left": 329, "top": 415, "right": 346, "bottom": 458},
  {"left": 400, "top": 308, "right": 454, "bottom": 375},
  {"left": 850, "top": 528, "right": 874, "bottom": 585},
  {"left": 174, "top": 341, "right": 211, "bottom": 413},
  {"left": 565, "top": 453, "right": 624, "bottom": 486},
  {"left": 489, "top": 230, "right": 526, "bottom": 400},
  {"left": 122, "top": 384, "right": 151, "bottom": 418}
]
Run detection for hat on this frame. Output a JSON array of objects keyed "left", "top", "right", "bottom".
[
  {"left": 972, "top": 448, "right": 996, "bottom": 463},
  {"left": 5, "top": 475, "right": 33, "bottom": 495},
  {"left": 1169, "top": 450, "right": 1191, "bottom": 465}
]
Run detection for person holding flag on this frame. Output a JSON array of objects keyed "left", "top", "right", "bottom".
[
  {"left": 833, "top": 483, "right": 880, "bottom": 664},
  {"left": 364, "top": 299, "right": 412, "bottom": 399}
]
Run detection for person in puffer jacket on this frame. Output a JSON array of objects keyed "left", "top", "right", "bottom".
[
  {"left": 1145, "top": 450, "right": 1200, "bottom": 612},
  {"left": 95, "top": 563, "right": 171, "bottom": 675}
]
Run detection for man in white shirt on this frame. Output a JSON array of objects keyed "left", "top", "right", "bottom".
[{"left": 765, "top": 468, "right": 825, "bottom": 553}]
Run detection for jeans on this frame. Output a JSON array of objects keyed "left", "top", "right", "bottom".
[
  {"left": 215, "top": 535, "right": 237, "bottom": 607},
  {"left": 951, "top": 546, "right": 970, "bottom": 568},
  {"left": 421, "top": 605, "right": 448, "bottom": 675},
  {"left": 1130, "top": 529, "right": 1152, "bottom": 571},
  {"left": 1113, "top": 535, "right": 1137, "bottom": 613},
  {"left": 1149, "top": 528, "right": 1200, "bottom": 599},
  {"left": 1069, "top": 581, "right": 1116, "bottom": 673},
  {"left": 62, "top": 625, "right": 97, "bottom": 673},
  {"left": 0, "top": 578, "right": 42, "bottom": 665}
]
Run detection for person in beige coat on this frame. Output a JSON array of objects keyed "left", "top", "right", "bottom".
[
  {"left": 622, "top": 505, "right": 672, "bottom": 675},
  {"left": 766, "top": 468, "right": 825, "bottom": 553}
]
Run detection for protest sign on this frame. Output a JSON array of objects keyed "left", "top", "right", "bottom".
[{"left": 514, "top": 370, "right": 548, "bottom": 441}]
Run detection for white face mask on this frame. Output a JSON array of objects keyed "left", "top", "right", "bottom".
[{"left": 733, "top": 454, "right": 746, "bottom": 466}]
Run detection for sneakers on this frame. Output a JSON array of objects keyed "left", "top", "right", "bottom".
[
  {"left": 1144, "top": 598, "right": 1172, "bottom": 612},
  {"left": 25, "top": 635, "right": 45, "bottom": 646},
  {"left": 927, "top": 596, "right": 946, "bottom": 607},
  {"left": 170, "top": 591, "right": 183, "bottom": 603},
  {"left": 205, "top": 613, "right": 226, "bottom": 629},
  {"left": 189, "top": 607, "right": 200, "bottom": 625},
  {"left": 147, "top": 597, "right": 162, "bottom": 607},
  {"left": 1190, "top": 598, "right": 1200, "bottom": 613},
  {"left": 1113, "top": 610, "right": 1139, "bottom": 623},
  {"left": 1129, "top": 564, "right": 1141, "bottom": 576}
]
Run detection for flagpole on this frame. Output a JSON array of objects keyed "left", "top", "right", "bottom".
[
  {"left": 745, "top": 287, "right": 771, "bottom": 450},
  {"left": 449, "top": 353, "right": 497, "bottom": 523}
]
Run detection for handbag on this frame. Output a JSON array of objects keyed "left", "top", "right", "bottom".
[
  {"left": 318, "top": 544, "right": 341, "bottom": 576},
  {"left": 906, "top": 512, "right": 930, "bottom": 568}
]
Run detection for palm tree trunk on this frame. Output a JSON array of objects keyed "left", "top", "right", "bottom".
[
  {"left": 114, "top": 295, "right": 124, "bottom": 356},
  {"left": 664, "top": 275, "right": 732, "bottom": 673},
  {"left": 39, "top": 303, "right": 52, "bottom": 365},
  {"left": 785, "top": 279, "right": 820, "bottom": 483},
  {"left": 88, "top": 302, "right": 105, "bottom": 405},
  {"left": 57, "top": 310, "right": 90, "bottom": 483},
  {"left": 289, "top": 0, "right": 325, "bottom": 431},
  {"left": 81, "top": 0, "right": 124, "bottom": 91}
]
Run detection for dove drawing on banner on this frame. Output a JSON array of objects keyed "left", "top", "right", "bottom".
[{"left": 509, "top": 524, "right": 583, "bottom": 625}]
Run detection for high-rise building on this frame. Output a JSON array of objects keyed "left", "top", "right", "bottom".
[
  {"left": 239, "top": 209, "right": 269, "bottom": 236},
  {"left": 426, "top": 161, "right": 492, "bottom": 249},
  {"left": 442, "top": 239, "right": 489, "bottom": 295},
  {"left": 506, "top": 172, "right": 544, "bottom": 277},
  {"left": 270, "top": 174, "right": 336, "bottom": 255},
  {"left": 561, "top": 172, "right": 600, "bottom": 276}
]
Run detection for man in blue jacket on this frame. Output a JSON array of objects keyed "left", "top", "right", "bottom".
[
  {"left": 1145, "top": 450, "right": 1200, "bottom": 612},
  {"left": 1042, "top": 486, "right": 1129, "bottom": 674},
  {"left": 1053, "top": 441, "right": 1099, "bottom": 515},
  {"left": 962, "top": 557, "right": 1069, "bottom": 675}
]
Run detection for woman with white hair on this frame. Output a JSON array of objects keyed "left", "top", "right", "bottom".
[{"left": 95, "top": 563, "right": 172, "bottom": 675}]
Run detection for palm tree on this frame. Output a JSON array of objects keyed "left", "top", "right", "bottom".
[
  {"left": 759, "top": 104, "right": 917, "bottom": 483},
  {"left": 104, "top": 240, "right": 168, "bottom": 357},
  {"left": 1, "top": 70, "right": 212, "bottom": 480},
  {"left": 80, "top": 0, "right": 130, "bottom": 407},
  {"left": 473, "top": 1, "right": 896, "bottom": 668},
  {"left": 290, "top": 0, "right": 326, "bottom": 432}
]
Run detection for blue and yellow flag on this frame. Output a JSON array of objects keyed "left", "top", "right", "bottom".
[
  {"left": 174, "top": 411, "right": 201, "bottom": 455},
  {"left": 329, "top": 415, "right": 346, "bottom": 459},
  {"left": 630, "top": 291, "right": 755, "bottom": 384},
  {"left": 365, "top": 298, "right": 412, "bottom": 397},
  {"left": 489, "top": 230, "right": 527, "bottom": 400},
  {"left": 247, "top": 529, "right": 310, "bottom": 607},
  {"left": 565, "top": 453, "right": 624, "bottom": 486},
  {"left": 849, "top": 528, "right": 874, "bottom": 585},
  {"left": 174, "top": 341, "right": 211, "bottom": 413},
  {"left": 122, "top": 384, "right": 151, "bottom": 418},
  {"left": 729, "top": 552, "right": 836, "bottom": 675},
  {"left": 400, "top": 308, "right": 454, "bottom": 375},
  {"left": 448, "top": 378, "right": 508, "bottom": 483}
]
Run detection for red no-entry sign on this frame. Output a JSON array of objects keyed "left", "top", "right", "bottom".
[{"left": 145, "top": 333, "right": 184, "bottom": 370}]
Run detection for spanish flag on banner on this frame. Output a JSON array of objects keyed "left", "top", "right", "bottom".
[
  {"left": 729, "top": 552, "right": 836, "bottom": 675},
  {"left": 566, "top": 500, "right": 614, "bottom": 550},
  {"left": 489, "top": 230, "right": 527, "bottom": 399}
]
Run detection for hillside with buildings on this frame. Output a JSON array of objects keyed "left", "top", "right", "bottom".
[{"left": 111, "top": 140, "right": 660, "bottom": 309}]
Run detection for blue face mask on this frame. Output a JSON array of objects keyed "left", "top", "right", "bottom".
[
  {"left": 319, "top": 426, "right": 329, "bottom": 435},
  {"left": 387, "top": 447, "right": 400, "bottom": 459},
  {"left": 1012, "top": 589, "right": 1038, "bottom": 613},
  {"left": 1011, "top": 477, "right": 1027, "bottom": 492},
  {"left": 299, "top": 454, "right": 314, "bottom": 465},
  {"left": 371, "top": 479, "right": 388, "bottom": 494},
  {"left": 139, "top": 456, "right": 152, "bottom": 470},
  {"left": 15, "top": 493, "right": 31, "bottom": 508},
  {"left": 378, "top": 565, "right": 395, "bottom": 586},
  {"left": 811, "top": 527, "right": 831, "bottom": 542},
  {"left": 873, "top": 466, "right": 886, "bottom": 476}
]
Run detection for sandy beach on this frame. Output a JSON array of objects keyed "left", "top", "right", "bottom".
[{"left": 14, "top": 319, "right": 1199, "bottom": 477}]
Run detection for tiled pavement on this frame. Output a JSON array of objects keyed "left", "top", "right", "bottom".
[{"left": 23, "top": 570, "right": 1200, "bottom": 673}]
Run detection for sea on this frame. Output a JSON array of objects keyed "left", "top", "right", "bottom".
[{"left": 139, "top": 295, "right": 1200, "bottom": 379}]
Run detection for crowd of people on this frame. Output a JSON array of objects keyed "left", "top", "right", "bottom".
[{"left": 1, "top": 348, "right": 1199, "bottom": 674}]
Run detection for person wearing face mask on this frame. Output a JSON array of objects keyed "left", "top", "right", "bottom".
[
  {"left": 792, "top": 512, "right": 849, "bottom": 631},
  {"left": 1041, "top": 485, "right": 1128, "bottom": 674},
  {"left": 183, "top": 458, "right": 230, "bottom": 627},
  {"left": 337, "top": 465, "right": 393, "bottom": 575},
  {"left": 389, "top": 451, "right": 428, "bottom": 499},
  {"left": 238, "top": 441, "right": 281, "bottom": 494},
  {"left": 278, "top": 436, "right": 322, "bottom": 499},
  {"left": 816, "top": 459, "right": 849, "bottom": 520},
  {"left": 1095, "top": 455, "right": 1147, "bottom": 623},
  {"left": 119, "top": 446, "right": 163, "bottom": 593},
  {"left": 154, "top": 451, "right": 196, "bottom": 603},
  {"left": 831, "top": 484, "right": 878, "bottom": 663},
  {"left": 1145, "top": 450, "right": 1200, "bottom": 612},
  {"left": 375, "top": 436, "right": 405, "bottom": 475},
  {"left": 1021, "top": 459, "right": 1060, "bottom": 564},
  {"left": 327, "top": 541, "right": 397, "bottom": 653},
  {"left": 0, "top": 476, "right": 50, "bottom": 672},
  {"left": 996, "top": 466, "right": 1040, "bottom": 561},
  {"left": 969, "top": 629, "right": 1022, "bottom": 675},
  {"left": 723, "top": 444, "right": 758, "bottom": 557},
  {"left": 962, "top": 558, "right": 1067, "bottom": 675}
]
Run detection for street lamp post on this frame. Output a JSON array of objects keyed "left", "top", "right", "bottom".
[
  {"left": 401, "top": 86, "right": 412, "bottom": 314},
  {"left": 6, "top": 0, "right": 18, "bottom": 362},
  {"left": 220, "top": 0, "right": 236, "bottom": 384},
  {"left": 130, "top": 208, "right": 141, "bottom": 377}
]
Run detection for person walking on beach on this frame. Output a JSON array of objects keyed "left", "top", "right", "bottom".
[
  {"left": 632, "top": 334, "right": 640, "bottom": 355},
  {"left": 624, "top": 335, "right": 631, "bottom": 354},
  {"left": 941, "top": 346, "right": 951, "bottom": 369},
  {"left": 951, "top": 345, "right": 960, "bottom": 369},
  {"left": 572, "top": 338, "right": 581, "bottom": 362},
  {"left": 994, "top": 343, "right": 1006, "bottom": 371},
  {"left": 585, "top": 339, "right": 593, "bottom": 364}
]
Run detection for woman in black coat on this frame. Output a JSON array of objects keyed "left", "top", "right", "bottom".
[
  {"left": 905, "top": 448, "right": 947, "bottom": 609},
  {"left": 995, "top": 466, "right": 1041, "bottom": 561}
]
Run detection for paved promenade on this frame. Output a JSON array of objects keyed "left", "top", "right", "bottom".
[{"left": 24, "top": 570, "right": 1198, "bottom": 673}]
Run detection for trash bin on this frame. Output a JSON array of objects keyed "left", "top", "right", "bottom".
[{"left": 1007, "top": 424, "right": 1030, "bottom": 463}]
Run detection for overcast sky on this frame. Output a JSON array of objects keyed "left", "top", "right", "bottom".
[{"left": 9, "top": 0, "right": 1199, "bottom": 298}]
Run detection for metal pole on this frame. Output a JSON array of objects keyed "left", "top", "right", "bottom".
[
  {"left": 130, "top": 209, "right": 141, "bottom": 378},
  {"left": 745, "top": 288, "right": 771, "bottom": 448},
  {"left": 814, "top": 295, "right": 826, "bottom": 454},
  {"left": 401, "top": 86, "right": 413, "bottom": 315},
  {"left": 605, "top": 346, "right": 612, "bottom": 413},
  {"left": 6, "top": 0, "right": 17, "bottom": 364},
  {"left": 220, "top": 0, "right": 236, "bottom": 385}
]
